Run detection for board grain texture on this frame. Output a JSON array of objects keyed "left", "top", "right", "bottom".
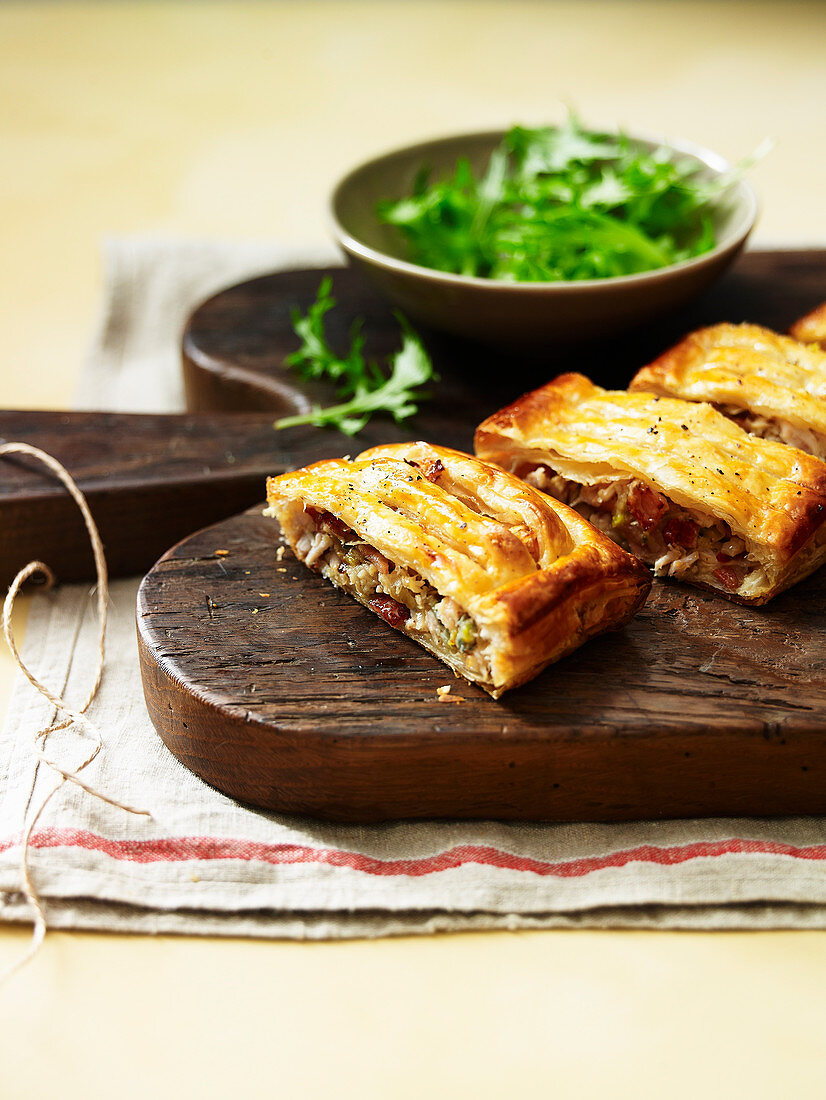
[
  {"left": 138, "top": 507, "right": 826, "bottom": 822},
  {"left": 136, "top": 249, "right": 826, "bottom": 823},
  {"left": 182, "top": 251, "right": 826, "bottom": 442},
  {"left": 0, "top": 410, "right": 279, "bottom": 587}
]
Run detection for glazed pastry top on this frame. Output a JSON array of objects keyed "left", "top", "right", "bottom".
[
  {"left": 630, "top": 322, "right": 826, "bottom": 436},
  {"left": 474, "top": 372, "right": 826, "bottom": 558},
  {"left": 266, "top": 440, "right": 647, "bottom": 618}
]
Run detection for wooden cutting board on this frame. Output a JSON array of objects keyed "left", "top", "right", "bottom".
[
  {"left": 4, "top": 249, "right": 818, "bottom": 821},
  {"left": 0, "top": 410, "right": 280, "bottom": 586},
  {"left": 181, "top": 251, "right": 826, "bottom": 423},
  {"left": 134, "top": 250, "right": 826, "bottom": 822},
  {"left": 137, "top": 506, "right": 826, "bottom": 823}
]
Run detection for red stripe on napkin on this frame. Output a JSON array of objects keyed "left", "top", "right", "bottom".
[{"left": 2, "top": 827, "right": 826, "bottom": 878}]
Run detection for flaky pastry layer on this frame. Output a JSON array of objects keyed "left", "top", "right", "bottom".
[
  {"left": 630, "top": 323, "right": 826, "bottom": 455},
  {"left": 790, "top": 302, "right": 826, "bottom": 350},
  {"left": 265, "top": 442, "right": 650, "bottom": 697},
  {"left": 475, "top": 373, "right": 826, "bottom": 605}
]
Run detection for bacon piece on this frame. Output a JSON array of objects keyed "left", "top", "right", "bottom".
[
  {"left": 662, "top": 517, "right": 698, "bottom": 549},
  {"left": 368, "top": 595, "right": 410, "bottom": 629},
  {"left": 421, "top": 457, "right": 445, "bottom": 483},
  {"left": 304, "top": 505, "right": 354, "bottom": 542},
  {"left": 361, "top": 545, "right": 392, "bottom": 574},
  {"left": 627, "top": 483, "right": 668, "bottom": 531},
  {"left": 320, "top": 512, "right": 353, "bottom": 541},
  {"left": 404, "top": 456, "right": 444, "bottom": 482},
  {"left": 713, "top": 565, "right": 741, "bottom": 591}
]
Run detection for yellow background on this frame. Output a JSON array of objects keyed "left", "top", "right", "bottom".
[{"left": 2, "top": 3, "right": 826, "bottom": 1095}]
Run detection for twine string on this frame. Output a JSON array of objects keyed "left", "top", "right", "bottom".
[{"left": 0, "top": 441, "right": 151, "bottom": 984}]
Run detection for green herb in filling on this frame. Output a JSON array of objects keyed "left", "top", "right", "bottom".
[
  {"left": 453, "top": 615, "right": 477, "bottom": 652},
  {"left": 611, "top": 505, "right": 628, "bottom": 529}
]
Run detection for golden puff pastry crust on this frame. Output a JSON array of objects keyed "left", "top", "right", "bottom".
[
  {"left": 265, "top": 441, "right": 650, "bottom": 698},
  {"left": 630, "top": 322, "right": 826, "bottom": 458},
  {"left": 475, "top": 373, "right": 826, "bottom": 605},
  {"left": 790, "top": 302, "right": 826, "bottom": 349}
]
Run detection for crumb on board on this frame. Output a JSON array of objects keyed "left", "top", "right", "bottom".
[
  {"left": 251, "top": 608, "right": 259, "bottom": 615},
  {"left": 214, "top": 549, "right": 229, "bottom": 557},
  {"left": 259, "top": 592, "right": 270, "bottom": 598},
  {"left": 436, "top": 685, "right": 465, "bottom": 704},
  {"left": 275, "top": 545, "right": 287, "bottom": 562},
  {"left": 276, "top": 568, "right": 287, "bottom": 573}
]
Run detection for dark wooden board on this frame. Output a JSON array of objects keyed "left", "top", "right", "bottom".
[
  {"left": 182, "top": 250, "right": 826, "bottom": 458},
  {"left": 138, "top": 507, "right": 826, "bottom": 823},
  {"left": 0, "top": 410, "right": 281, "bottom": 587},
  {"left": 8, "top": 251, "right": 826, "bottom": 819},
  {"left": 138, "top": 250, "right": 826, "bottom": 822}
]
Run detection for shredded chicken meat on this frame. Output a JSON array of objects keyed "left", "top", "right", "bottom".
[
  {"left": 520, "top": 465, "right": 755, "bottom": 594},
  {"left": 718, "top": 406, "right": 826, "bottom": 462},
  {"left": 292, "top": 506, "right": 490, "bottom": 679}
]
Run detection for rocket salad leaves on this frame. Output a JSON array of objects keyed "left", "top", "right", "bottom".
[
  {"left": 274, "top": 278, "right": 434, "bottom": 436},
  {"left": 378, "top": 116, "right": 755, "bottom": 282}
]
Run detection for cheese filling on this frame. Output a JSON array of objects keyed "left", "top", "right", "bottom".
[
  {"left": 519, "top": 465, "right": 757, "bottom": 595},
  {"left": 292, "top": 507, "right": 492, "bottom": 680}
]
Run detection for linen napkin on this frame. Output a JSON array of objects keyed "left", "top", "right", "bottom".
[{"left": 3, "top": 237, "right": 826, "bottom": 939}]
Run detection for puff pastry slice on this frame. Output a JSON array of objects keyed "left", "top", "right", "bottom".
[
  {"left": 630, "top": 322, "right": 826, "bottom": 460},
  {"left": 475, "top": 373, "right": 826, "bottom": 605},
  {"left": 265, "top": 442, "right": 650, "bottom": 697},
  {"left": 789, "top": 302, "right": 826, "bottom": 350}
]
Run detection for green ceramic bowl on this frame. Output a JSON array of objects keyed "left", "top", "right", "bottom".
[{"left": 329, "top": 129, "right": 758, "bottom": 349}]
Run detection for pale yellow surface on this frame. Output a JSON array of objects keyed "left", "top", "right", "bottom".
[{"left": 1, "top": 2, "right": 826, "bottom": 1096}]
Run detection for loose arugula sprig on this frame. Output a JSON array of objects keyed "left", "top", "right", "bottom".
[
  {"left": 378, "top": 114, "right": 764, "bottom": 282},
  {"left": 274, "top": 278, "right": 435, "bottom": 436}
]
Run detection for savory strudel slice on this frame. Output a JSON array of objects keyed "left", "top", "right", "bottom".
[
  {"left": 265, "top": 442, "right": 650, "bottom": 698},
  {"left": 630, "top": 323, "right": 826, "bottom": 460},
  {"left": 475, "top": 373, "right": 826, "bottom": 605},
  {"left": 790, "top": 302, "right": 826, "bottom": 350}
]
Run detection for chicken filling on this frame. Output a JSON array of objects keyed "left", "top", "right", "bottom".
[
  {"left": 292, "top": 506, "right": 490, "bottom": 678},
  {"left": 716, "top": 405, "right": 826, "bottom": 462},
  {"left": 518, "top": 465, "right": 757, "bottom": 594}
]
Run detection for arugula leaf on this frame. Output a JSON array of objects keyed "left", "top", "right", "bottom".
[
  {"left": 378, "top": 114, "right": 764, "bottom": 283},
  {"left": 579, "top": 169, "right": 634, "bottom": 209},
  {"left": 275, "top": 285, "right": 435, "bottom": 437},
  {"left": 510, "top": 117, "right": 623, "bottom": 177},
  {"left": 285, "top": 277, "right": 370, "bottom": 395}
]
